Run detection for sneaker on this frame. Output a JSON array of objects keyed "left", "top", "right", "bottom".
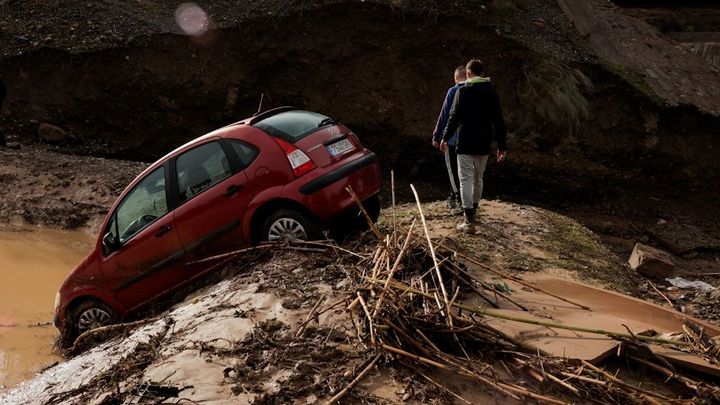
[
  {"left": 450, "top": 206, "right": 463, "bottom": 216},
  {"left": 446, "top": 195, "right": 456, "bottom": 210},
  {"left": 456, "top": 221, "right": 476, "bottom": 234}
]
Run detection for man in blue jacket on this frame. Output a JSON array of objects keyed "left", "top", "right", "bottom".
[
  {"left": 432, "top": 66, "right": 465, "bottom": 214},
  {"left": 441, "top": 59, "right": 507, "bottom": 234}
]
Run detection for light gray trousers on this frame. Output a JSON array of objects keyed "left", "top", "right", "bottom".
[{"left": 457, "top": 154, "right": 489, "bottom": 210}]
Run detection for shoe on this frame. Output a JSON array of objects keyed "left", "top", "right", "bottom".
[
  {"left": 448, "top": 194, "right": 462, "bottom": 215},
  {"left": 446, "top": 195, "right": 456, "bottom": 210},
  {"left": 457, "top": 209, "right": 476, "bottom": 234},
  {"left": 456, "top": 221, "right": 476, "bottom": 234}
]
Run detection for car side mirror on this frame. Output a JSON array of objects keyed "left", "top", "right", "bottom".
[{"left": 102, "top": 232, "right": 119, "bottom": 254}]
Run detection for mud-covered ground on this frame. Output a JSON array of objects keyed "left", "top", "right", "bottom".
[
  {"left": 2, "top": 199, "right": 718, "bottom": 404},
  {"left": 0, "top": 147, "right": 145, "bottom": 233},
  {"left": 0, "top": 0, "right": 719, "bottom": 399}
]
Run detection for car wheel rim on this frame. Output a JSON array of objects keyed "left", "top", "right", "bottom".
[
  {"left": 268, "top": 218, "right": 308, "bottom": 241},
  {"left": 77, "top": 307, "right": 111, "bottom": 334}
]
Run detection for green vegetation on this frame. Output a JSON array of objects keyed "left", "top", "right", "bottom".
[{"left": 519, "top": 59, "right": 594, "bottom": 134}]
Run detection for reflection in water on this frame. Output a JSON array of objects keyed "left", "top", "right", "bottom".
[{"left": 0, "top": 228, "right": 93, "bottom": 390}]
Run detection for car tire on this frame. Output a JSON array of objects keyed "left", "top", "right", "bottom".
[
  {"left": 69, "top": 299, "right": 119, "bottom": 341},
  {"left": 262, "top": 209, "right": 320, "bottom": 242}
]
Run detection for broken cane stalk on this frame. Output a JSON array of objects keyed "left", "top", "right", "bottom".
[
  {"left": 445, "top": 247, "right": 591, "bottom": 311},
  {"left": 411, "top": 184, "right": 452, "bottom": 326},
  {"left": 327, "top": 353, "right": 382, "bottom": 404},
  {"left": 346, "top": 186, "right": 383, "bottom": 241},
  {"left": 365, "top": 277, "right": 692, "bottom": 347},
  {"left": 295, "top": 296, "right": 325, "bottom": 338},
  {"left": 372, "top": 219, "right": 416, "bottom": 317}
]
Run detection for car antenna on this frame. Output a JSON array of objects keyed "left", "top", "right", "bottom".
[{"left": 254, "top": 93, "right": 265, "bottom": 116}]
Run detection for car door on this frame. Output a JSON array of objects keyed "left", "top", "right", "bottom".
[
  {"left": 171, "top": 139, "right": 258, "bottom": 262},
  {"left": 100, "top": 164, "right": 186, "bottom": 311}
]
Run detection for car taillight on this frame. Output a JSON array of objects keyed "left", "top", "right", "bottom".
[{"left": 273, "top": 138, "right": 317, "bottom": 177}]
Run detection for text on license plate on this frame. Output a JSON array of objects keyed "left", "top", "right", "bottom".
[{"left": 327, "top": 139, "right": 354, "bottom": 156}]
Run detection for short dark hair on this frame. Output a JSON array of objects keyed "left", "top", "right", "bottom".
[
  {"left": 454, "top": 66, "right": 466, "bottom": 77},
  {"left": 466, "top": 59, "right": 484, "bottom": 76}
]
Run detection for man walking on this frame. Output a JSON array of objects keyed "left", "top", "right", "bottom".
[
  {"left": 432, "top": 66, "right": 465, "bottom": 214},
  {"left": 441, "top": 59, "right": 507, "bottom": 233}
]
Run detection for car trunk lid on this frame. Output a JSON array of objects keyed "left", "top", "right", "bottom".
[{"left": 253, "top": 109, "right": 360, "bottom": 169}]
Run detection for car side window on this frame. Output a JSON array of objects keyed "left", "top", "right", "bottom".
[
  {"left": 227, "top": 140, "right": 259, "bottom": 169},
  {"left": 176, "top": 141, "right": 232, "bottom": 202},
  {"left": 116, "top": 167, "right": 168, "bottom": 244}
]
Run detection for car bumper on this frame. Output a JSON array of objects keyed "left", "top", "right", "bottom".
[
  {"left": 294, "top": 151, "right": 383, "bottom": 222},
  {"left": 299, "top": 153, "right": 379, "bottom": 195}
]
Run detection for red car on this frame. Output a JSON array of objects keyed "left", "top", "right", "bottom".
[{"left": 54, "top": 107, "right": 382, "bottom": 342}]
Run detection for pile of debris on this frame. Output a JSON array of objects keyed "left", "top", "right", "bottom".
[
  {"left": 5, "top": 187, "right": 720, "bottom": 404},
  {"left": 330, "top": 187, "right": 720, "bottom": 404}
]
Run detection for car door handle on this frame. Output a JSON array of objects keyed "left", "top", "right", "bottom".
[
  {"left": 225, "top": 184, "right": 243, "bottom": 197},
  {"left": 155, "top": 224, "right": 172, "bottom": 238}
]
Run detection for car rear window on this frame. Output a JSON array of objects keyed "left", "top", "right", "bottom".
[{"left": 253, "top": 110, "right": 331, "bottom": 142}]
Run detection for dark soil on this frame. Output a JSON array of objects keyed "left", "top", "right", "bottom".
[{"left": 0, "top": 0, "right": 718, "bottom": 288}]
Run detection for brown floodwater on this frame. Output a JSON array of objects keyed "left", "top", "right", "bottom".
[{"left": 0, "top": 227, "right": 93, "bottom": 390}]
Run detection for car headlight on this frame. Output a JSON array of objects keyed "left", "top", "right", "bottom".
[{"left": 54, "top": 292, "right": 61, "bottom": 311}]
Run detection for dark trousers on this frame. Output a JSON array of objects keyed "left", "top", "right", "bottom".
[{"left": 444, "top": 145, "right": 461, "bottom": 199}]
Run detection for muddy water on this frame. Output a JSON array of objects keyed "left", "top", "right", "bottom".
[{"left": 0, "top": 228, "right": 93, "bottom": 390}]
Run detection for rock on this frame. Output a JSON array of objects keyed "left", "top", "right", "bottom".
[
  {"left": 38, "top": 123, "right": 74, "bottom": 144},
  {"left": 628, "top": 243, "right": 674, "bottom": 279},
  {"left": 647, "top": 222, "right": 720, "bottom": 255}
]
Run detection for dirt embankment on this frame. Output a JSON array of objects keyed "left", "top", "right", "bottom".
[
  {"left": 1, "top": 1, "right": 719, "bottom": 247},
  {"left": 0, "top": 201, "right": 625, "bottom": 404},
  {"left": 2, "top": 200, "right": 719, "bottom": 404},
  {"left": 0, "top": 148, "right": 145, "bottom": 233}
]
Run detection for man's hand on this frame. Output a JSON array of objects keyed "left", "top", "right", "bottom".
[
  {"left": 496, "top": 150, "right": 507, "bottom": 163},
  {"left": 440, "top": 141, "right": 448, "bottom": 152},
  {"left": 432, "top": 140, "right": 439, "bottom": 149}
]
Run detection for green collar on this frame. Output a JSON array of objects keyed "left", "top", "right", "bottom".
[{"left": 467, "top": 76, "right": 491, "bottom": 84}]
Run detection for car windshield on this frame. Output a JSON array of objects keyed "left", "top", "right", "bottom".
[{"left": 253, "top": 110, "right": 331, "bottom": 142}]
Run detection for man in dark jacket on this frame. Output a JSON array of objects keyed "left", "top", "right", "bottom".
[
  {"left": 432, "top": 66, "right": 465, "bottom": 214},
  {"left": 0, "top": 74, "right": 6, "bottom": 146},
  {"left": 441, "top": 59, "right": 507, "bottom": 233}
]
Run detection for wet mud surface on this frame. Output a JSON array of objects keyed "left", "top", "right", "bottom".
[{"left": 0, "top": 227, "right": 92, "bottom": 390}]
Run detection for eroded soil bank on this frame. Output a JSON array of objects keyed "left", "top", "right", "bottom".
[
  {"left": 1, "top": 201, "right": 718, "bottom": 404},
  {"left": 1, "top": 1, "right": 718, "bottom": 256}
]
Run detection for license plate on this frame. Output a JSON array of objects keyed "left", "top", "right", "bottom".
[{"left": 327, "top": 138, "right": 354, "bottom": 156}]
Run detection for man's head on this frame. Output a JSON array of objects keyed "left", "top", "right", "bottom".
[
  {"left": 453, "top": 66, "right": 466, "bottom": 84},
  {"left": 465, "top": 59, "right": 485, "bottom": 79}
]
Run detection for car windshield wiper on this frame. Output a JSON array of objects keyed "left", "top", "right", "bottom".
[{"left": 318, "top": 117, "right": 336, "bottom": 127}]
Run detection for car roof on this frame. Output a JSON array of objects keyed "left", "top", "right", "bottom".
[{"left": 131, "top": 106, "right": 302, "bottom": 186}]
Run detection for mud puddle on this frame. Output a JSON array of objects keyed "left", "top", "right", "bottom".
[{"left": 0, "top": 228, "right": 93, "bottom": 390}]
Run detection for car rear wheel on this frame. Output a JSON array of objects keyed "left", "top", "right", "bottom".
[
  {"left": 71, "top": 300, "right": 119, "bottom": 338},
  {"left": 262, "top": 209, "right": 319, "bottom": 242}
]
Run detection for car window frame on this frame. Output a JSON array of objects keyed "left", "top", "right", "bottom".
[
  {"left": 169, "top": 139, "right": 238, "bottom": 209},
  {"left": 103, "top": 162, "right": 172, "bottom": 256},
  {"left": 252, "top": 110, "right": 333, "bottom": 143},
  {"left": 221, "top": 138, "right": 260, "bottom": 171}
]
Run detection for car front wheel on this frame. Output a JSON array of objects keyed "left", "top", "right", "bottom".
[
  {"left": 71, "top": 300, "right": 119, "bottom": 338},
  {"left": 262, "top": 209, "right": 319, "bottom": 242}
]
